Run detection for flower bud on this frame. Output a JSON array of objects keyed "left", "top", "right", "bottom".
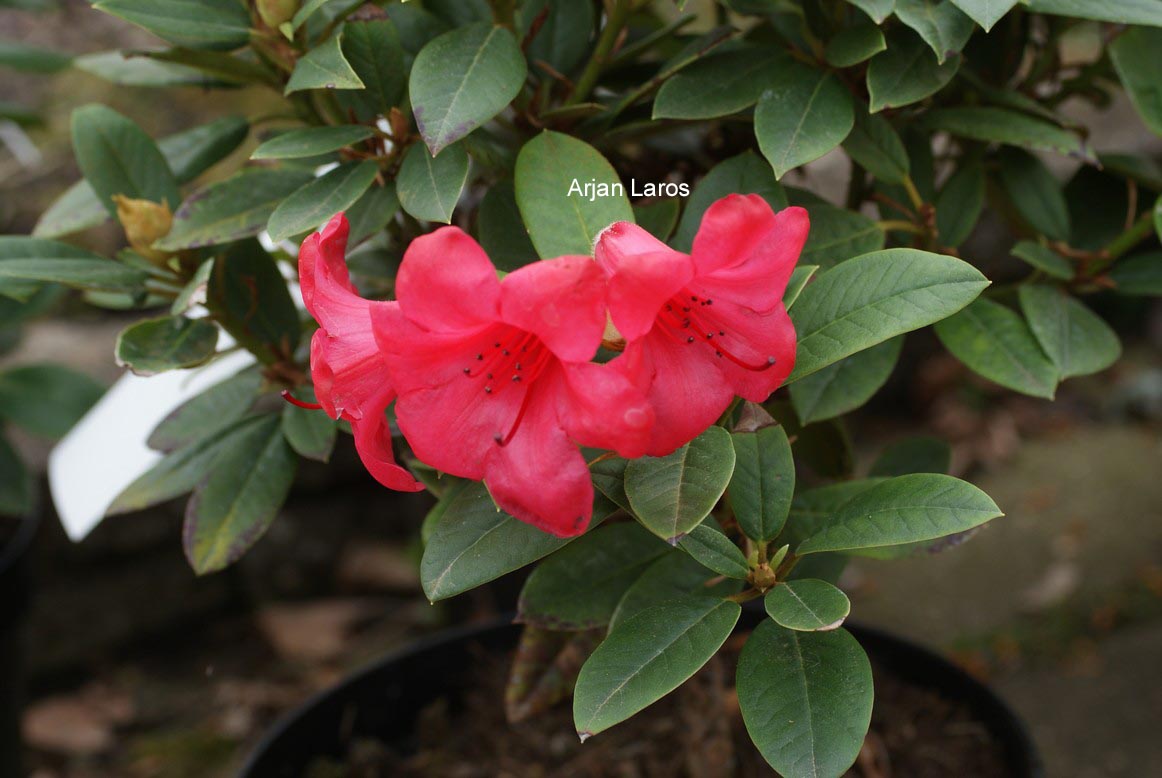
[
  {"left": 113, "top": 195, "right": 174, "bottom": 266},
  {"left": 256, "top": 0, "right": 298, "bottom": 30}
]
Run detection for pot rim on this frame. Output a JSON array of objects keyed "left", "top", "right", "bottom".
[{"left": 241, "top": 613, "right": 1043, "bottom": 777}]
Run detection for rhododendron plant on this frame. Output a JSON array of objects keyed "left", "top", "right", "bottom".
[{"left": 11, "top": 0, "right": 1160, "bottom": 774}]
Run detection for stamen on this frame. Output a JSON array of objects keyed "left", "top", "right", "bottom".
[
  {"left": 281, "top": 390, "right": 323, "bottom": 410},
  {"left": 656, "top": 292, "right": 777, "bottom": 372}
]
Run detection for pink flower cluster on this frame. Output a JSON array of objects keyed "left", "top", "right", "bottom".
[{"left": 299, "top": 194, "right": 808, "bottom": 536}]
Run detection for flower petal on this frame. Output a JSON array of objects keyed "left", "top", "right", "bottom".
[
  {"left": 621, "top": 333, "right": 736, "bottom": 456},
  {"left": 348, "top": 387, "right": 423, "bottom": 492},
  {"left": 556, "top": 361, "right": 654, "bottom": 459},
  {"left": 595, "top": 222, "right": 693, "bottom": 341},
  {"left": 484, "top": 380, "right": 594, "bottom": 537},
  {"left": 498, "top": 255, "right": 606, "bottom": 362},
  {"left": 396, "top": 226, "right": 501, "bottom": 332},
  {"left": 690, "top": 294, "right": 796, "bottom": 401}
]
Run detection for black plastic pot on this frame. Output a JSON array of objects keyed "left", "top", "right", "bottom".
[
  {"left": 0, "top": 510, "right": 38, "bottom": 778},
  {"left": 242, "top": 610, "right": 1043, "bottom": 777}
]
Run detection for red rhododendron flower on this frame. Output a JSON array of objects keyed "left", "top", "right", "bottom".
[
  {"left": 371, "top": 227, "right": 654, "bottom": 537},
  {"left": 298, "top": 215, "right": 422, "bottom": 492},
  {"left": 595, "top": 194, "right": 808, "bottom": 455}
]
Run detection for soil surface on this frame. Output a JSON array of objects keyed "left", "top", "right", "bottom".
[{"left": 305, "top": 638, "right": 1015, "bottom": 778}]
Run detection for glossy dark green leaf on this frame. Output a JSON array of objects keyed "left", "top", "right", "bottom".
[
  {"left": 71, "top": 104, "right": 180, "bottom": 215},
  {"left": 653, "top": 48, "right": 785, "bottom": 120},
  {"left": 997, "top": 149, "right": 1070, "bottom": 240},
  {"left": 521, "top": 0, "right": 594, "bottom": 77},
  {"left": 1110, "top": 251, "right": 1162, "bottom": 296},
  {"left": 0, "top": 237, "right": 148, "bottom": 294},
  {"left": 867, "top": 30, "right": 959, "bottom": 112},
  {"left": 518, "top": 523, "right": 669, "bottom": 629},
  {"left": 252, "top": 126, "right": 374, "bottom": 160},
  {"left": 781, "top": 478, "right": 888, "bottom": 547},
  {"left": 1018, "top": 284, "right": 1121, "bottom": 379},
  {"left": 790, "top": 336, "right": 902, "bottom": 425},
  {"left": 93, "top": 0, "right": 251, "bottom": 50},
  {"left": 869, "top": 435, "right": 951, "bottom": 476},
  {"left": 678, "top": 523, "right": 750, "bottom": 578},
  {"left": 633, "top": 199, "right": 681, "bottom": 243},
  {"left": 384, "top": 3, "right": 449, "bottom": 57},
  {"left": 1025, "top": 0, "right": 1162, "bottom": 25},
  {"left": 949, "top": 0, "right": 1018, "bottom": 30},
  {"left": 0, "top": 364, "right": 103, "bottom": 438},
  {"left": 73, "top": 50, "right": 219, "bottom": 87},
  {"left": 115, "top": 316, "right": 219, "bottom": 376},
  {"left": 796, "top": 473, "right": 1001, "bottom": 554},
  {"left": 934, "top": 297, "right": 1058, "bottom": 398},
  {"left": 800, "top": 205, "right": 885, "bottom": 268},
  {"left": 738, "top": 621, "right": 872, "bottom": 778},
  {"left": 156, "top": 168, "right": 314, "bottom": 250},
  {"left": 728, "top": 424, "right": 794, "bottom": 542},
  {"left": 894, "top": 0, "right": 974, "bottom": 64},
  {"left": 1110, "top": 27, "right": 1162, "bottom": 136},
  {"left": 145, "top": 48, "right": 278, "bottom": 85},
  {"left": 335, "top": 18, "right": 407, "bottom": 120},
  {"left": 160, "top": 116, "right": 250, "bottom": 183},
  {"left": 765, "top": 579, "right": 851, "bottom": 631},
  {"left": 755, "top": 63, "right": 855, "bottom": 179},
  {"left": 935, "top": 161, "right": 985, "bottom": 246},
  {"left": 184, "top": 415, "right": 297, "bottom": 574},
  {"left": 31, "top": 181, "right": 109, "bottom": 239},
  {"left": 397, "top": 142, "right": 469, "bottom": 224},
  {"left": 784, "top": 265, "right": 818, "bottom": 309},
  {"left": 284, "top": 32, "right": 364, "bottom": 94},
  {"left": 267, "top": 160, "right": 378, "bottom": 241},
  {"left": 609, "top": 551, "right": 740, "bottom": 632},
  {"left": 825, "top": 24, "right": 887, "bottom": 67},
  {"left": 514, "top": 131, "right": 633, "bottom": 257},
  {"left": 673, "top": 151, "right": 787, "bottom": 252},
  {"left": 842, "top": 110, "right": 909, "bottom": 185},
  {"left": 207, "top": 240, "right": 301, "bottom": 363},
  {"left": 921, "top": 107, "right": 1092, "bottom": 160},
  {"left": 148, "top": 367, "right": 262, "bottom": 452},
  {"left": 410, "top": 23, "right": 526, "bottom": 155},
  {"left": 574, "top": 597, "right": 741, "bottom": 739},
  {"left": 282, "top": 392, "right": 338, "bottom": 462},
  {"left": 477, "top": 180, "right": 539, "bottom": 271},
  {"left": 1010, "top": 241, "right": 1073, "bottom": 280},
  {"left": 625, "top": 426, "right": 736, "bottom": 543},
  {"left": 848, "top": 0, "right": 895, "bottom": 24},
  {"left": 789, "top": 249, "right": 988, "bottom": 381},
  {"left": 345, "top": 182, "right": 400, "bottom": 245}
]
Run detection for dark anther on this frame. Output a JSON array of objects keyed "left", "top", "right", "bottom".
[
  {"left": 687, "top": 336, "right": 695, "bottom": 343},
  {"left": 476, "top": 354, "right": 483, "bottom": 360},
  {"left": 485, "top": 386, "right": 493, "bottom": 394}
]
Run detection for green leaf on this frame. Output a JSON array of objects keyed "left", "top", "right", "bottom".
[
  {"left": 384, "top": 3, "right": 449, "bottom": 57},
  {"left": 673, "top": 151, "right": 787, "bottom": 252},
  {"left": 765, "top": 579, "right": 851, "bottom": 631},
  {"left": 755, "top": 63, "right": 855, "bottom": 180},
  {"left": 345, "top": 182, "right": 400, "bottom": 245},
  {"left": 653, "top": 48, "right": 785, "bottom": 120},
  {"left": 574, "top": 597, "right": 741, "bottom": 739},
  {"left": 521, "top": 0, "right": 594, "bottom": 76},
  {"left": 933, "top": 297, "right": 1058, "bottom": 398},
  {"left": 93, "top": 0, "right": 252, "bottom": 50},
  {"left": 206, "top": 240, "right": 301, "bottom": 362},
  {"left": 1011, "top": 241, "right": 1073, "bottom": 280},
  {"left": 0, "top": 237, "right": 148, "bottom": 294},
  {"left": 842, "top": 110, "right": 909, "bottom": 185},
  {"left": 625, "top": 426, "right": 736, "bottom": 543},
  {"left": 289, "top": 0, "right": 330, "bottom": 30},
  {"left": 789, "top": 249, "right": 989, "bottom": 381},
  {"left": 0, "top": 434, "right": 32, "bottom": 516},
  {"left": 1110, "top": 27, "right": 1162, "bottom": 136},
  {"left": 796, "top": 473, "right": 1003, "bottom": 554},
  {"left": 148, "top": 367, "right": 262, "bottom": 451},
  {"left": 252, "top": 125, "right": 374, "bottom": 160},
  {"left": 894, "top": 0, "right": 974, "bottom": 64},
  {"left": 678, "top": 523, "right": 749, "bottom": 579},
  {"left": 1025, "top": 0, "right": 1162, "bottom": 26},
  {"left": 336, "top": 18, "right": 408, "bottom": 121},
  {"left": 477, "top": 180, "right": 539, "bottom": 271},
  {"left": 0, "top": 41, "right": 72, "bottom": 72},
  {"left": 782, "top": 478, "right": 888, "bottom": 547},
  {"left": 790, "top": 336, "right": 903, "bottom": 425},
  {"left": 1110, "top": 251, "right": 1162, "bottom": 296},
  {"left": 784, "top": 265, "right": 818, "bottom": 309},
  {"left": 998, "top": 149, "right": 1070, "bottom": 241},
  {"left": 157, "top": 168, "right": 315, "bottom": 250},
  {"left": 71, "top": 104, "right": 180, "bottom": 215},
  {"left": 0, "top": 364, "right": 103, "bottom": 438},
  {"left": 949, "top": 0, "right": 1019, "bottom": 30},
  {"left": 160, "top": 116, "right": 250, "bottom": 183},
  {"left": 144, "top": 48, "right": 278, "bottom": 86},
  {"left": 825, "top": 24, "right": 887, "bottom": 67},
  {"left": 590, "top": 454, "right": 630, "bottom": 511},
  {"left": 183, "top": 415, "right": 297, "bottom": 574},
  {"left": 737, "top": 621, "right": 873, "bottom": 777},
  {"left": 867, "top": 29, "right": 959, "bottom": 112},
  {"left": 281, "top": 389, "right": 337, "bottom": 462},
  {"left": 728, "top": 424, "right": 794, "bottom": 542},
  {"left": 869, "top": 435, "right": 951, "bottom": 476},
  {"left": 397, "top": 142, "right": 469, "bottom": 224},
  {"left": 518, "top": 523, "right": 670, "bottom": 629},
  {"left": 410, "top": 23, "right": 526, "bottom": 155},
  {"left": 109, "top": 416, "right": 266, "bottom": 515},
  {"left": 633, "top": 199, "right": 681, "bottom": 243},
  {"left": 514, "top": 131, "right": 633, "bottom": 257},
  {"left": 284, "top": 32, "right": 364, "bottom": 95},
  {"left": 1018, "top": 285, "right": 1121, "bottom": 379},
  {"left": 31, "top": 181, "right": 109, "bottom": 239},
  {"left": 421, "top": 481, "right": 614, "bottom": 601},
  {"left": 609, "top": 551, "right": 739, "bottom": 631},
  {"left": 920, "top": 106, "right": 1092, "bottom": 160},
  {"left": 935, "top": 161, "right": 985, "bottom": 246},
  {"left": 74, "top": 50, "right": 219, "bottom": 87},
  {"left": 848, "top": 0, "right": 895, "bottom": 24},
  {"left": 267, "top": 160, "right": 378, "bottom": 242},
  {"left": 115, "top": 316, "right": 219, "bottom": 376},
  {"left": 800, "top": 205, "right": 885, "bottom": 269}
]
